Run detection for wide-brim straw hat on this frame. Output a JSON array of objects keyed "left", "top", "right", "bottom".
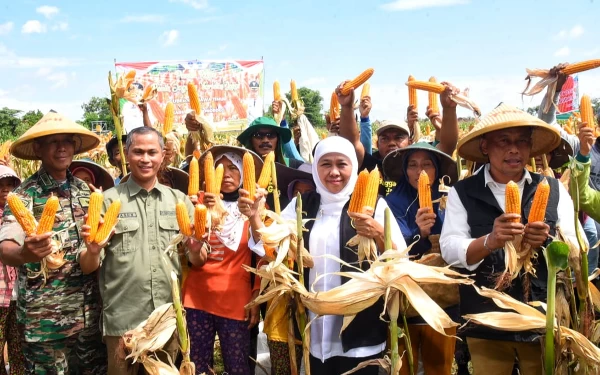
[
  {"left": 10, "top": 111, "right": 100, "bottom": 160},
  {"left": 457, "top": 103, "right": 561, "bottom": 163},
  {"left": 120, "top": 167, "right": 189, "bottom": 194},
  {"left": 69, "top": 159, "right": 115, "bottom": 191},
  {"left": 382, "top": 142, "right": 459, "bottom": 186},
  {"left": 196, "top": 145, "right": 263, "bottom": 191}
]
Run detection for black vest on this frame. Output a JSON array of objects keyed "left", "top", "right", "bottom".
[
  {"left": 297, "top": 191, "right": 388, "bottom": 352},
  {"left": 453, "top": 171, "right": 559, "bottom": 342}
]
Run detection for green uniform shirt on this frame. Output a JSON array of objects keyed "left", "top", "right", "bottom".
[
  {"left": 0, "top": 167, "right": 101, "bottom": 342},
  {"left": 99, "top": 177, "right": 194, "bottom": 336}
]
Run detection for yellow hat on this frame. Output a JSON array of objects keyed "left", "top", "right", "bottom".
[
  {"left": 10, "top": 111, "right": 100, "bottom": 160},
  {"left": 457, "top": 103, "right": 561, "bottom": 163}
]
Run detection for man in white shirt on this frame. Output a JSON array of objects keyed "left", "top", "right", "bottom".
[{"left": 440, "top": 104, "right": 579, "bottom": 375}]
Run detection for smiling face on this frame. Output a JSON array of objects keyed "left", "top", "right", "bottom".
[
  {"left": 250, "top": 127, "right": 279, "bottom": 157},
  {"left": 377, "top": 128, "right": 410, "bottom": 158},
  {"left": 126, "top": 132, "right": 165, "bottom": 187},
  {"left": 216, "top": 156, "right": 241, "bottom": 194},
  {"left": 405, "top": 150, "right": 436, "bottom": 190},
  {"left": 33, "top": 134, "right": 76, "bottom": 179},
  {"left": 480, "top": 127, "right": 532, "bottom": 184},
  {"left": 316, "top": 152, "right": 352, "bottom": 194}
]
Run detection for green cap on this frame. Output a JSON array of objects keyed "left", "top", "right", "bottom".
[{"left": 236, "top": 116, "right": 292, "bottom": 146}]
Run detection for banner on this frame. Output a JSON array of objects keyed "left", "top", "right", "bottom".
[
  {"left": 557, "top": 74, "right": 579, "bottom": 114},
  {"left": 115, "top": 60, "right": 265, "bottom": 133}
]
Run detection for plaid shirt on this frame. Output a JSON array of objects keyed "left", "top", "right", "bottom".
[{"left": 0, "top": 207, "right": 16, "bottom": 308}]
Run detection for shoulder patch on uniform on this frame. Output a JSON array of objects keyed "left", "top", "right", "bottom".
[
  {"left": 118, "top": 212, "right": 137, "bottom": 218},
  {"left": 79, "top": 197, "right": 90, "bottom": 207}
]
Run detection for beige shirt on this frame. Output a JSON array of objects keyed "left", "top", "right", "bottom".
[{"left": 99, "top": 177, "right": 194, "bottom": 336}]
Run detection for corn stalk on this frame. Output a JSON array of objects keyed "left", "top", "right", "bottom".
[
  {"left": 170, "top": 271, "right": 195, "bottom": 375},
  {"left": 384, "top": 209, "right": 403, "bottom": 375},
  {"left": 295, "top": 193, "right": 309, "bottom": 375}
]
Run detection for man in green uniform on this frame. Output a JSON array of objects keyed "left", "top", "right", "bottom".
[
  {"left": 79, "top": 126, "right": 207, "bottom": 375},
  {"left": 0, "top": 111, "right": 107, "bottom": 374}
]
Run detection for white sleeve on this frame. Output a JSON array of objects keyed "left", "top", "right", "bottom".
[
  {"left": 248, "top": 198, "right": 298, "bottom": 257},
  {"left": 440, "top": 187, "right": 483, "bottom": 271},
  {"left": 374, "top": 198, "right": 406, "bottom": 250}
]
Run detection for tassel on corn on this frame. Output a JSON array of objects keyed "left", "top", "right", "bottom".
[
  {"left": 341, "top": 68, "right": 375, "bottom": 95},
  {"left": 176, "top": 201, "right": 193, "bottom": 237},
  {"left": 7, "top": 193, "right": 37, "bottom": 236}
]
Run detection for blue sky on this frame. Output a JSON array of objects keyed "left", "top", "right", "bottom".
[{"left": 1, "top": 0, "right": 599, "bottom": 124}]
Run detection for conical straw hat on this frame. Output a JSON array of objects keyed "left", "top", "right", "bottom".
[
  {"left": 10, "top": 111, "right": 100, "bottom": 160},
  {"left": 457, "top": 103, "right": 561, "bottom": 163}
]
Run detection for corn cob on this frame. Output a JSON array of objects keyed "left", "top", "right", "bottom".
[
  {"left": 194, "top": 204, "right": 207, "bottom": 240},
  {"left": 273, "top": 81, "right": 282, "bottom": 102},
  {"left": 257, "top": 151, "right": 275, "bottom": 188},
  {"left": 85, "top": 189, "right": 103, "bottom": 242},
  {"left": 561, "top": 59, "right": 600, "bottom": 75},
  {"left": 424, "top": 123, "right": 431, "bottom": 136},
  {"left": 290, "top": 80, "right": 298, "bottom": 102},
  {"left": 214, "top": 164, "right": 224, "bottom": 193},
  {"left": 364, "top": 166, "right": 380, "bottom": 209},
  {"left": 203, "top": 152, "right": 216, "bottom": 194},
  {"left": 428, "top": 76, "right": 440, "bottom": 113},
  {"left": 528, "top": 178, "right": 549, "bottom": 223},
  {"left": 408, "top": 75, "right": 418, "bottom": 110},
  {"left": 418, "top": 171, "right": 433, "bottom": 212},
  {"left": 505, "top": 181, "right": 521, "bottom": 222},
  {"left": 36, "top": 195, "right": 59, "bottom": 235},
  {"left": 406, "top": 79, "right": 445, "bottom": 94},
  {"left": 0, "top": 141, "right": 11, "bottom": 160},
  {"left": 163, "top": 102, "right": 174, "bottom": 135},
  {"left": 176, "top": 201, "right": 193, "bottom": 237},
  {"left": 231, "top": 95, "right": 247, "bottom": 118},
  {"left": 94, "top": 200, "right": 121, "bottom": 244},
  {"left": 243, "top": 152, "right": 256, "bottom": 201},
  {"left": 361, "top": 83, "right": 370, "bottom": 98},
  {"left": 188, "top": 156, "right": 199, "bottom": 196},
  {"left": 330, "top": 92, "right": 340, "bottom": 123},
  {"left": 7, "top": 193, "right": 37, "bottom": 236},
  {"left": 125, "top": 70, "right": 136, "bottom": 80},
  {"left": 141, "top": 84, "right": 156, "bottom": 102},
  {"left": 187, "top": 83, "right": 201, "bottom": 114},
  {"left": 580, "top": 95, "right": 594, "bottom": 128},
  {"left": 341, "top": 68, "right": 375, "bottom": 95},
  {"left": 348, "top": 170, "right": 369, "bottom": 213}
]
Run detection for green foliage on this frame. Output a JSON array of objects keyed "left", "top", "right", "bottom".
[
  {"left": 80, "top": 96, "right": 114, "bottom": 131},
  {"left": 285, "top": 87, "right": 326, "bottom": 127},
  {"left": 0, "top": 108, "right": 22, "bottom": 142}
]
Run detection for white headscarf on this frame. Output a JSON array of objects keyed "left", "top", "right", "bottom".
[
  {"left": 215, "top": 152, "right": 243, "bottom": 187},
  {"left": 213, "top": 152, "right": 245, "bottom": 251},
  {"left": 311, "top": 136, "right": 358, "bottom": 213}
]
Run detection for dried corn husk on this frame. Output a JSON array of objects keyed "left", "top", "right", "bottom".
[
  {"left": 140, "top": 355, "right": 179, "bottom": 375},
  {"left": 463, "top": 287, "right": 600, "bottom": 370}
]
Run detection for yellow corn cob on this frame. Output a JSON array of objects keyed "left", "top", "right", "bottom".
[
  {"left": 290, "top": 80, "right": 298, "bottom": 102},
  {"left": 85, "top": 189, "right": 103, "bottom": 242},
  {"left": 505, "top": 181, "right": 521, "bottom": 222},
  {"left": 142, "top": 85, "right": 154, "bottom": 101},
  {"left": 330, "top": 92, "right": 340, "bottom": 123},
  {"left": 176, "top": 201, "right": 193, "bottom": 237},
  {"left": 428, "top": 76, "right": 440, "bottom": 113},
  {"left": 348, "top": 170, "right": 369, "bottom": 213},
  {"left": 418, "top": 171, "right": 433, "bottom": 212},
  {"left": 94, "top": 200, "right": 121, "bottom": 244},
  {"left": 243, "top": 152, "right": 256, "bottom": 201},
  {"left": 273, "top": 81, "right": 281, "bottom": 102},
  {"left": 214, "top": 164, "right": 224, "bottom": 193},
  {"left": 528, "top": 178, "right": 549, "bottom": 223},
  {"left": 364, "top": 166, "right": 380, "bottom": 210},
  {"left": 36, "top": 195, "right": 59, "bottom": 235},
  {"left": 0, "top": 141, "right": 11, "bottom": 160},
  {"left": 341, "top": 68, "right": 375, "bottom": 95},
  {"left": 562, "top": 59, "right": 600, "bottom": 75},
  {"left": 7, "top": 193, "right": 37, "bottom": 236},
  {"left": 361, "top": 83, "right": 370, "bottom": 99},
  {"left": 188, "top": 156, "right": 199, "bottom": 196},
  {"left": 424, "top": 122, "right": 431, "bottom": 136},
  {"left": 408, "top": 75, "right": 418, "bottom": 110},
  {"left": 125, "top": 70, "right": 136, "bottom": 80},
  {"left": 187, "top": 83, "right": 201, "bottom": 114},
  {"left": 203, "top": 152, "right": 216, "bottom": 194},
  {"left": 194, "top": 204, "right": 207, "bottom": 240},
  {"left": 163, "top": 102, "right": 174, "bottom": 135},
  {"left": 407, "top": 79, "right": 446, "bottom": 94},
  {"left": 580, "top": 95, "right": 594, "bottom": 128},
  {"left": 257, "top": 151, "right": 274, "bottom": 188}
]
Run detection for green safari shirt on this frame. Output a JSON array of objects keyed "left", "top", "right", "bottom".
[{"left": 99, "top": 177, "right": 194, "bottom": 336}]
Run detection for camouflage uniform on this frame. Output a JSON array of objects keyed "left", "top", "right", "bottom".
[{"left": 0, "top": 167, "right": 107, "bottom": 375}]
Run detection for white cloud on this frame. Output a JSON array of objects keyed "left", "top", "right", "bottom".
[
  {"left": 570, "top": 25, "right": 584, "bottom": 38},
  {"left": 380, "top": 0, "right": 469, "bottom": 11},
  {"left": 120, "top": 14, "right": 165, "bottom": 23},
  {"left": 36, "top": 5, "right": 60, "bottom": 19},
  {"left": 22, "top": 20, "right": 47, "bottom": 34},
  {"left": 0, "top": 22, "right": 14, "bottom": 35},
  {"left": 159, "top": 29, "right": 179, "bottom": 47},
  {"left": 554, "top": 25, "right": 585, "bottom": 40},
  {"left": 46, "top": 71, "right": 71, "bottom": 88},
  {"left": 36, "top": 67, "right": 52, "bottom": 76},
  {"left": 51, "top": 22, "right": 69, "bottom": 31},
  {"left": 168, "top": 0, "right": 209, "bottom": 10},
  {"left": 0, "top": 89, "right": 7, "bottom": 97},
  {"left": 0, "top": 44, "right": 82, "bottom": 68},
  {"left": 554, "top": 47, "right": 570, "bottom": 57}
]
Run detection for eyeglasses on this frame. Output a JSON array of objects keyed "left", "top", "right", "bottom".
[{"left": 251, "top": 132, "right": 277, "bottom": 140}]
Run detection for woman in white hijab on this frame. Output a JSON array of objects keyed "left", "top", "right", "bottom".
[{"left": 240, "top": 136, "right": 405, "bottom": 375}]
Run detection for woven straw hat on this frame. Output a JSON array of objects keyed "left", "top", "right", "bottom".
[
  {"left": 10, "top": 111, "right": 100, "bottom": 161},
  {"left": 457, "top": 103, "right": 561, "bottom": 163},
  {"left": 69, "top": 159, "right": 115, "bottom": 191}
]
